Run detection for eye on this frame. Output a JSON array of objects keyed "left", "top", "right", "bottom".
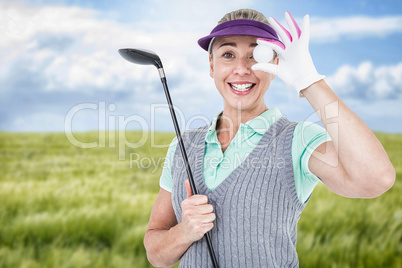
[{"left": 222, "top": 52, "right": 235, "bottom": 59}]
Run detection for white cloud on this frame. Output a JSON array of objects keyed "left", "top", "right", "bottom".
[
  {"left": 1, "top": 0, "right": 402, "bottom": 132},
  {"left": 0, "top": 0, "right": 219, "bottom": 131},
  {"left": 326, "top": 61, "right": 402, "bottom": 99},
  {"left": 2, "top": 2, "right": 401, "bottom": 97},
  {"left": 310, "top": 15, "right": 402, "bottom": 42},
  {"left": 0, "top": 1, "right": 214, "bottom": 97}
]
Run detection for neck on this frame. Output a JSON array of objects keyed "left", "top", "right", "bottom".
[
  {"left": 218, "top": 105, "right": 268, "bottom": 132},
  {"left": 216, "top": 105, "right": 268, "bottom": 151}
]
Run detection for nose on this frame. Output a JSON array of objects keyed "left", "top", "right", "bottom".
[{"left": 233, "top": 57, "right": 251, "bottom": 76}]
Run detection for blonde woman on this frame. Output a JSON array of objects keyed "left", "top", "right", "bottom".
[{"left": 144, "top": 9, "right": 395, "bottom": 267}]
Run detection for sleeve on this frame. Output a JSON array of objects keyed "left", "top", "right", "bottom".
[
  {"left": 292, "top": 122, "right": 332, "bottom": 203},
  {"left": 159, "top": 137, "right": 178, "bottom": 193}
]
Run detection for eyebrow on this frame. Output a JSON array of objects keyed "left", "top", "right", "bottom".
[{"left": 218, "top": 42, "right": 258, "bottom": 49}]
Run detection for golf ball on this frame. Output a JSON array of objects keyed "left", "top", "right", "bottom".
[{"left": 253, "top": 45, "right": 274, "bottom": 63}]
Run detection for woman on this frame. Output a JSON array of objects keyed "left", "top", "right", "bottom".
[{"left": 143, "top": 9, "right": 395, "bottom": 267}]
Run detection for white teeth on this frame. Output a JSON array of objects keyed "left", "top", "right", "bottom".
[{"left": 230, "top": 83, "right": 254, "bottom": 92}]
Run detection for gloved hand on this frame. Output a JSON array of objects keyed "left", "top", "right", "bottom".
[{"left": 252, "top": 11, "right": 325, "bottom": 97}]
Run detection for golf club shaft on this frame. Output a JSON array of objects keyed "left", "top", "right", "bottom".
[{"left": 159, "top": 70, "right": 219, "bottom": 268}]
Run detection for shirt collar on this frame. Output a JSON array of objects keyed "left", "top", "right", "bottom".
[
  {"left": 245, "top": 107, "right": 282, "bottom": 135},
  {"left": 205, "top": 108, "right": 283, "bottom": 143},
  {"left": 205, "top": 111, "right": 223, "bottom": 144}
]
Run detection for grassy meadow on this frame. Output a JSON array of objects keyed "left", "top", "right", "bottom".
[{"left": 0, "top": 131, "right": 401, "bottom": 268}]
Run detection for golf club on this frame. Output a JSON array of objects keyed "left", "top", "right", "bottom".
[{"left": 118, "top": 48, "right": 219, "bottom": 268}]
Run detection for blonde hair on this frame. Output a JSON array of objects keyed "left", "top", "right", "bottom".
[
  {"left": 210, "top": 9, "right": 277, "bottom": 59},
  {"left": 218, "top": 9, "right": 269, "bottom": 25}
]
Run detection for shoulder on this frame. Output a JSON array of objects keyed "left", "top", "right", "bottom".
[
  {"left": 293, "top": 121, "right": 329, "bottom": 144},
  {"left": 172, "top": 124, "right": 209, "bottom": 156},
  {"left": 273, "top": 116, "right": 298, "bottom": 141},
  {"left": 291, "top": 121, "right": 332, "bottom": 176},
  {"left": 292, "top": 121, "right": 330, "bottom": 157},
  {"left": 182, "top": 124, "right": 210, "bottom": 137},
  {"left": 180, "top": 124, "right": 210, "bottom": 146},
  {"left": 291, "top": 122, "right": 331, "bottom": 203}
]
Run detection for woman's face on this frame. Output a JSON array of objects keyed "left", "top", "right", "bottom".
[{"left": 209, "top": 35, "right": 277, "bottom": 115}]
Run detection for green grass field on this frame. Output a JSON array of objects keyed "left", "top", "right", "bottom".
[{"left": 0, "top": 131, "right": 401, "bottom": 268}]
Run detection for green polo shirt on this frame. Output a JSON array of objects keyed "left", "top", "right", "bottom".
[{"left": 159, "top": 108, "right": 331, "bottom": 204}]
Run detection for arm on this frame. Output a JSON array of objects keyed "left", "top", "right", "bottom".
[
  {"left": 303, "top": 80, "right": 395, "bottom": 198},
  {"left": 252, "top": 12, "right": 395, "bottom": 198},
  {"left": 144, "top": 180, "right": 215, "bottom": 267},
  {"left": 144, "top": 188, "right": 188, "bottom": 267}
]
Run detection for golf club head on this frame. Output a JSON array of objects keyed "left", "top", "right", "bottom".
[{"left": 118, "top": 48, "right": 163, "bottom": 69}]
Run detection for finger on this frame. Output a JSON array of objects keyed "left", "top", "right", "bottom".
[
  {"left": 252, "top": 63, "right": 279, "bottom": 76},
  {"left": 197, "top": 203, "right": 214, "bottom": 215},
  {"left": 185, "top": 179, "right": 193, "bottom": 199},
  {"left": 300, "top": 14, "right": 310, "bottom": 45},
  {"left": 191, "top": 212, "right": 216, "bottom": 223},
  {"left": 285, "top": 11, "right": 301, "bottom": 40},
  {"left": 183, "top": 202, "right": 213, "bottom": 215},
  {"left": 268, "top": 16, "right": 292, "bottom": 46},
  {"left": 195, "top": 222, "right": 214, "bottom": 236},
  {"left": 202, "top": 222, "right": 214, "bottom": 233},
  {"left": 183, "top": 194, "right": 209, "bottom": 207},
  {"left": 199, "top": 212, "right": 216, "bottom": 223},
  {"left": 257, "top": 38, "right": 285, "bottom": 54}
]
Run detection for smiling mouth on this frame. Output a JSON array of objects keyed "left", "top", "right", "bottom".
[{"left": 229, "top": 83, "right": 256, "bottom": 92}]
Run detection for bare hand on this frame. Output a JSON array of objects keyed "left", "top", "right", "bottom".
[{"left": 180, "top": 179, "right": 216, "bottom": 243}]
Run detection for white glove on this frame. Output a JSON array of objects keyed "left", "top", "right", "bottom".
[{"left": 252, "top": 12, "right": 325, "bottom": 97}]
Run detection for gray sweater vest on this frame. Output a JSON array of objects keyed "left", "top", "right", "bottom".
[{"left": 171, "top": 117, "right": 305, "bottom": 267}]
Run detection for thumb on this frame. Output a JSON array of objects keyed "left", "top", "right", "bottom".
[
  {"left": 185, "top": 179, "right": 193, "bottom": 198},
  {"left": 252, "top": 63, "right": 279, "bottom": 76}
]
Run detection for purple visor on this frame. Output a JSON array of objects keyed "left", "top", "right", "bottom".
[{"left": 198, "top": 19, "right": 281, "bottom": 51}]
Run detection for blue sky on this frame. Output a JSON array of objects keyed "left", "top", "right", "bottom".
[{"left": 1, "top": 0, "right": 402, "bottom": 133}]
